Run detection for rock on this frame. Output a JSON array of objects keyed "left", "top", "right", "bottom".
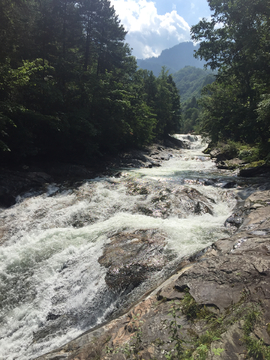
[
  {"left": 222, "top": 181, "right": 237, "bottom": 189},
  {"left": 210, "top": 146, "right": 237, "bottom": 162},
  {"left": 204, "top": 179, "right": 217, "bottom": 186},
  {"left": 209, "top": 321, "right": 246, "bottom": 360},
  {"left": 126, "top": 182, "right": 215, "bottom": 218},
  {"left": 157, "top": 281, "right": 186, "bottom": 301},
  {"left": 225, "top": 214, "right": 243, "bottom": 228},
  {"left": 36, "top": 190, "right": 270, "bottom": 360},
  {"left": 111, "top": 354, "right": 126, "bottom": 360},
  {"left": 217, "top": 159, "right": 244, "bottom": 170},
  {"left": 163, "top": 135, "right": 186, "bottom": 149},
  {"left": 0, "top": 169, "right": 53, "bottom": 207},
  {"left": 239, "top": 164, "right": 270, "bottom": 177},
  {"left": 98, "top": 229, "right": 170, "bottom": 291}
]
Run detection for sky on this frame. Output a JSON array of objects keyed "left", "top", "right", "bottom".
[{"left": 110, "top": 0, "right": 212, "bottom": 59}]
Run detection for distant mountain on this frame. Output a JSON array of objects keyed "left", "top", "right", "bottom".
[
  {"left": 172, "top": 66, "right": 215, "bottom": 102},
  {"left": 137, "top": 42, "right": 206, "bottom": 77}
]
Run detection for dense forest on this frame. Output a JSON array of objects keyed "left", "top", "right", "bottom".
[
  {"left": 191, "top": 0, "right": 270, "bottom": 160},
  {"left": 173, "top": 66, "right": 215, "bottom": 103},
  {"left": 0, "top": 0, "right": 181, "bottom": 164},
  {"left": 172, "top": 66, "right": 215, "bottom": 133}
]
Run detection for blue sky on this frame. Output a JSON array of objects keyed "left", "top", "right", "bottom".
[{"left": 110, "top": 0, "right": 212, "bottom": 59}]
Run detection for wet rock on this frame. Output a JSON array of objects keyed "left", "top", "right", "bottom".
[
  {"left": 126, "top": 181, "right": 215, "bottom": 218},
  {"left": 222, "top": 181, "right": 237, "bottom": 189},
  {"left": 225, "top": 214, "right": 243, "bottom": 228},
  {"left": 36, "top": 190, "right": 270, "bottom": 360},
  {"left": 163, "top": 135, "right": 186, "bottom": 149},
  {"left": 204, "top": 179, "right": 217, "bottom": 186},
  {"left": 0, "top": 169, "right": 53, "bottom": 207},
  {"left": 98, "top": 230, "right": 171, "bottom": 291},
  {"left": 46, "top": 313, "right": 61, "bottom": 321},
  {"left": 239, "top": 164, "right": 270, "bottom": 177}
]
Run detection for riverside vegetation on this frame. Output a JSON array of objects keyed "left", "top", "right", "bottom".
[
  {"left": 190, "top": 0, "right": 270, "bottom": 167},
  {"left": 0, "top": 0, "right": 180, "bottom": 165}
]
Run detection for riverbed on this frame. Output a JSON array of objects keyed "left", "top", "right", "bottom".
[{"left": 0, "top": 135, "right": 253, "bottom": 359}]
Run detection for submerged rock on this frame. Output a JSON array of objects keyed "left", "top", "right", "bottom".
[{"left": 126, "top": 181, "right": 215, "bottom": 218}]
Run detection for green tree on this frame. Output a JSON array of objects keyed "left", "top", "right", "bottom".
[
  {"left": 191, "top": 0, "right": 270, "bottom": 148},
  {"left": 155, "top": 67, "right": 181, "bottom": 138}
]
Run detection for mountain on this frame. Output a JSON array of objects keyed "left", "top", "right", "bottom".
[
  {"left": 172, "top": 66, "right": 215, "bottom": 102},
  {"left": 137, "top": 42, "right": 206, "bottom": 77}
]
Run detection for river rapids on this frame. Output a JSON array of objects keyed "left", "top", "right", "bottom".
[{"left": 0, "top": 135, "right": 243, "bottom": 359}]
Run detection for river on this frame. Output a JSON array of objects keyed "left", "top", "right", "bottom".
[{"left": 0, "top": 135, "right": 253, "bottom": 359}]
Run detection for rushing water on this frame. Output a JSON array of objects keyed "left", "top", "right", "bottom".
[{"left": 0, "top": 135, "right": 240, "bottom": 359}]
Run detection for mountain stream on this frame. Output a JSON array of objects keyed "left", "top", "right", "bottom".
[{"left": 0, "top": 135, "right": 259, "bottom": 359}]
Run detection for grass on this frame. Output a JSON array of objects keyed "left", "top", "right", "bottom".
[
  {"left": 163, "top": 292, "right": 270, "bottom": 360},
  {"left": 242, "top": 305, "right": 270, "bottom": 360},
  {"left": 102, "top": 291, "right": 270, "bottom": 360}
]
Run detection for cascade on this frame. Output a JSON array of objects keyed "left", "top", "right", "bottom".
[{"left": 0, "top": 135, "right": 240, "bottom": 360}]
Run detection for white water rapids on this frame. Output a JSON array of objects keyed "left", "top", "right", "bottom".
[{"left": 0, "top": 135, "right": 240, "bottom": 359}]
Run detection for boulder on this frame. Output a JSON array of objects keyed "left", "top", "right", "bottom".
[
  {"left": 0, "top": 169, "right": 52, "bottom": 207},
  {"left": 98, "top": 229, "right": 170, "bottom": 291}
]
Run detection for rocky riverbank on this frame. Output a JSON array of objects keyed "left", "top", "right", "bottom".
[
  {"left": 206, "top": 143, "right": 270, "bottom": 178},
  {"left": 36, "top": 188, "right": 270, "bottom": 360},
  {"left": 0, "top": 136, "right": 185, "bottom": 208}
]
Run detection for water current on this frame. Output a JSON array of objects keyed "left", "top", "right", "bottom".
[{"left": 0, "top": 135, "right": 248, "bottom": 359}]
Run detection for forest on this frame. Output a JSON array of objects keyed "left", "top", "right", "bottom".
[
  {"left": 0, "top": 0, "right": 181, "bottom": 164},
  {"left": 191, "top": 0, "right": 270, "bottom": 161},
  {"left": 1, "top": 0, "right": 269, "bottom": 166}
]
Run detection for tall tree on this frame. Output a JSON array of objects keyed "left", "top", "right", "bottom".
[{"left": 191, "top": 0, "right": 270, "bottom": 146}]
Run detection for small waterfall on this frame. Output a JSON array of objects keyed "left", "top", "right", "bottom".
[{"left": 0, "top": 135, "right": 238, "bottom": 360}]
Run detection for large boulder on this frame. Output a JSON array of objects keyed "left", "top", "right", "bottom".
[{"left": 98, "top": 229, "right": 170, "bottom": 291}]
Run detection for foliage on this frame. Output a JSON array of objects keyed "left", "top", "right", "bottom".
[
  {"left": 171, "top": 66, "right": 215, "bottom": 134},
  {"left": 181, "top": 97, "right": 201, "bottom": 134},
  {"left": 165, "top": 301, "right": 186, "bottom": 359},
  {"left": 242, "top": 305, "right": 270, "bottom": 360},
  {"left": 172, "top": 66, "right": 215, "bottom": 103},
  {"left": 163, "top": 296, "right": 226, "bottom": 360},
  {"left": 191, "top": 0, "right": 270, "bottom": 159},
  {"left": 0, "top": 0, "right": 181, "bottom": 164}
]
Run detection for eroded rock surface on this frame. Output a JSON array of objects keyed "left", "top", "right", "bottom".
[
  {"left": 36, "top": 190, "right": 270, "bottom": 360},
  {"left": 126, "top": 181, "right": 215, "bottom": 218},
  {"left": 98, "top": 230, "right": 171, "bottom": 291}
]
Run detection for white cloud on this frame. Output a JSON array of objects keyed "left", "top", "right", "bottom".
[{"left": 111, "top": 0, "right": 190, "bottom": 58}]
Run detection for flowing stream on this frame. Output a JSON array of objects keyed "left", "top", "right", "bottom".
[{"left": 0, "top": 135, "right": 250, "bottom": 359}]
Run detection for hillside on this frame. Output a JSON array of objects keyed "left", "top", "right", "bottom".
[
  {"left": 172, "top": 66, "right": 215, "bottom": 102},
  {"left": 137, "top": 42, "right": 206, "bottom": 76}
]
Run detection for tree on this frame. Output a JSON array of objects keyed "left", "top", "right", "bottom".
[
  {"left": 0, "top": 0, "right": 181, "bottom": 163},
  {"left": 155, "top": 67, "right": 181, "bottom": 138},
  {"left": 191, "top": 0, "right": 270, "bottom": 147}
]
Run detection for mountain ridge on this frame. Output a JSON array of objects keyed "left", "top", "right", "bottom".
[{"left": 137, "top": 42, "right": 206, "bottom": 76}]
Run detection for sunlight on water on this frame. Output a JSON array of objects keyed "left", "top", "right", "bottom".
[{"left": 0, "top": 135, "right": 238, "bottom": 360}]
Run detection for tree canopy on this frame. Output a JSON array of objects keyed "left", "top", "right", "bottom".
[
  {"left": 0, "top": 0, "right": 181, "bottom": 164},
  {"left": 191, "top": 0, "right": 270, "bottom": 156}
]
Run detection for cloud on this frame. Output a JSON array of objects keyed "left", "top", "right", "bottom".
[{"left": 111, "top": 0, "right": 190, "bottom": 58}]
